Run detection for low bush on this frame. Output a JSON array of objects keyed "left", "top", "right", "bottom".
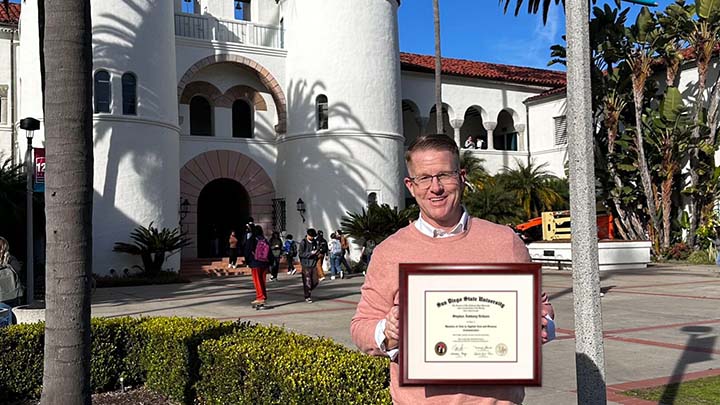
[
  {"left": 0, "top": 322, "right": 44, "bottom": 401},
  {"left": 196, "top": 323, "right": 391, "bottom": 405},
  {"left": 94, "top": 270, "right": 189, "bottom": 288},
  {"left": 665, "top": 242, "right": 691, "bottom": 261},
  {"left": 138, "top": 317, "right": 237, "bottom": 404},
  {"left": 687, "top": 250, "right": 714, "bottom": 265},
  {"left": 0, "top": 318, "right": 389, "bottom": 405}
]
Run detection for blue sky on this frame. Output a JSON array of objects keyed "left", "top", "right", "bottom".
[
  {"left": 9, "top": 0, "right": 681, "bottom": 71},
  {"left": 397, "top": 0, "right": 676, "bottom": 71}
]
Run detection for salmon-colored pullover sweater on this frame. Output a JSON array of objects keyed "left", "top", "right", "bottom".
[{"left": 351, "top": 218, "right": 546, "bottom": 405}]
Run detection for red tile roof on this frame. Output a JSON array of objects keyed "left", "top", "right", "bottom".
[
  {"left": 524, "top": 86, "right": 567, "bottom": 103},
  {"left": 400, "top": 52, "right": 566, "bottom": 88},
  {"left": 0, "top": 3, "right": 20, "bottom": 26}
]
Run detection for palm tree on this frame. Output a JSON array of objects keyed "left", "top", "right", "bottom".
[
  {"left": 683, "top": 0, "right": 720, "bottom": 247},
  {"left": 433, "top": 0, "right": 444, "bottom": 134},
  {"left": 498, "top": 159, "right": 563, "bottom": 219},
  {"left": 460, "top": 151, "right": 488, "bottom": 190},
  {"left": 500, "top": 0, "right": 565, "bottom": 24},
  {"left": 626, "top": 7, "right": 662, "bottom": 244},
  {"left": 464, "top": 177, "right": 522, "bottom": 224},
  {"left": 39, "top": 1, "right": 93, "bottom": 404}
]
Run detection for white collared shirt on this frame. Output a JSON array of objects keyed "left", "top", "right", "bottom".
[{"left": 414, "top": 207, "right": 469, "bottom": 238}]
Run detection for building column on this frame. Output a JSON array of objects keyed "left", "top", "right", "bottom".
[
  {"left": 450, "top": 118, "right": 464, "bottom": 147},
  {"left": 483, "top": 121, "right": 497, "bottom": 150},
  {"left": 415, "top": 116, "right": 429, "bottom": 136},
  {"left": 515, "top": 123, "right": 526, "bottom": 151}
]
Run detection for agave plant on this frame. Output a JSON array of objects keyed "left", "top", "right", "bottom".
[
  {"left": 340, "top": 203, "right": 417, "bottom": 246},
  {"left": 113, "top": 222, "right": 191, "bottom": 276}
]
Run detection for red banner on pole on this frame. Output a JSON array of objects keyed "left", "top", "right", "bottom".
[{"left": 34, "top": 148, "right": 45, "bottom": 193}]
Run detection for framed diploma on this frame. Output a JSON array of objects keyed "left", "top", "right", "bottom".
[{"left": 399, "top": 263, "right": 541, "bottom": 386}]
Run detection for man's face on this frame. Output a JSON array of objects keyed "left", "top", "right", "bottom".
[{"left": 404, "top": 149, "right": 466, "bottom": 230}]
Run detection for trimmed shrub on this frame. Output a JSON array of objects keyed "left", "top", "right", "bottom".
[
  {"left": 138, "top": 317, "right": 237, "bottom": 404},
  {"left": 688, "top": 250, "right": 714, "bottom": 265},
  {"left": 0, "top": 322, "right": 44, "bottom": 400},
  {"left": 196, "top": 323, "right": 391, "bottom": 405},
  {"left": 91, "top": 317, "right": 146, "bottom": 391}
]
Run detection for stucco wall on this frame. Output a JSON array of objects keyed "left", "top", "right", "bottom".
[{"left": 279, "top": 0, "right": 404, "bottom": 243}]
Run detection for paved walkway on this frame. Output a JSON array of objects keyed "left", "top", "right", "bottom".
[{"left": 91, "top": 264, "right": 720, "bottom": 405}]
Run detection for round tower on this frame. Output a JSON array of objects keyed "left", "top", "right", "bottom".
[
  {"left": 90, "top": 0, "right": 180, "bottom": 274},
  {"left": 279, "top": 0, "right": 404, "bottom": 244}
]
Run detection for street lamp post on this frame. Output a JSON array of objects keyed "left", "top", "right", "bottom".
[{"left": 19, "top": 117, "right": 40, "bottom": 304}]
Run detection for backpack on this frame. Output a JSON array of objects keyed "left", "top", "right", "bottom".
[
  {"left": 254, "top": 238, "right": 271, "bottom": 263},
  {"left": 330, "top": 239, "right": 342, "bottom": 255}
]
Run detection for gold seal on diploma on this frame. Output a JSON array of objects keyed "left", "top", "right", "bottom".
[
  {"left": 435, "top": 342, "right": 447, "bottom": 356},
  {"left": 495, "top": 343, "right": 508, "bottom": 356}
]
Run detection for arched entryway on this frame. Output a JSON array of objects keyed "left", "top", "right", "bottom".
[
  {"left": 197, "top": 178, "right": 251, "bottom": 258},
  {"left": 180, "top": 150, "right": 275, "bottom": 259}
]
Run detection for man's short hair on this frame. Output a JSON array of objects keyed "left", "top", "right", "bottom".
[
  {"left": 405, "top": 134, "right": 460, "bottom": 167},
  {"left": 307, "top": 228, "right": 317, "bottom": 237}
]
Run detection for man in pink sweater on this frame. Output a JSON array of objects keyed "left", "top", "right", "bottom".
[{"left": 351, "top": 135, "right": 555, "bottom": 404}]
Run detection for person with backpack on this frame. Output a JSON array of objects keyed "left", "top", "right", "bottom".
[
  {"left": 298, "top": 228, "right": 319, "bottom": 303},
  {"left": 315, "top": 230, "right": 329, "bottom": 282},
  {"left": 283, "top": 234, "right": 297, "bottom": 275},
  {"left": 269, "top": 231, "right": 283, "bottom": 281},
  {"left": 329, "top": 232, "right": 344, "bottom": 280},
  {"left": 244, "top": 225, "right": 271, "bottom": 308}
]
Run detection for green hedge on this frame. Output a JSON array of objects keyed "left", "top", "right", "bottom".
[
  {"left": 0, "top": 318, "right": 390, "bottom": 405},
  {"left": 196, "top": 323, "right": 391, "bottom": 405}
]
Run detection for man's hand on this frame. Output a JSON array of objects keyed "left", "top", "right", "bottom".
[{"left": 383, "top": 305, "right": 400, "bottom": 350}]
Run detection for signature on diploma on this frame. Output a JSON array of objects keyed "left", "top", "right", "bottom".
[{"left": 452, "top": 344, "right": 468, "bottom": 357}]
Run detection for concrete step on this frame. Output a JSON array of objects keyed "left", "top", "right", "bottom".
[{"left": 180, "top": 258, "right": 303, "bottom": 278}]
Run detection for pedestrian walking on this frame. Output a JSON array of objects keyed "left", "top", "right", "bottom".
[
  {"left": 244, "top": 224, "right": 271, "bottom": 308},
  {"left": 269, "top": 231, "right": 283, "bottom": 281},
  {"left": 336, "top": 229, "right": 352, "bottom": 275},
  {"left": 283, "top": 234, "right": 298, "bottom": 275},
  {"left": 227, "top": 230, "right": 239, "bottom": 269},
  {"left": 316, "top": 230, "right": 329, "bottom": 282},
  {"left": 298, "top": 228, "right": 319, "bottom": 302},
  {"left": 329, "top": 233, "right": 343, "bottom": 280}
]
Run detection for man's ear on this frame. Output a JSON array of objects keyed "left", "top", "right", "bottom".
[{"left": 404, "top": 178, "right": 415, "bottom": 198}]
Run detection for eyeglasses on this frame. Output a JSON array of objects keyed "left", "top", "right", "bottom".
[{"left": 408, "top": 170, "right": 460, "bottom": 189}]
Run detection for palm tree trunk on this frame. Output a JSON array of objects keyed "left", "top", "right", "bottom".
[
  {"left": 39, "top": 1, "right": 93, "bottom": 404},
  {"left": 629, "top": 51, "right": 660, "bottom": 245},
  {"left": 433, "top": 0, "right": 443, "bottom": 135}
]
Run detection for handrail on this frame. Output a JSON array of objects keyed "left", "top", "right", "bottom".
[{"left": 174, "top": 13, "right": 284, "bottom": 49}]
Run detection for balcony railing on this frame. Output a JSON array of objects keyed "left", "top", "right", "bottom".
[{"left": 175, "top": 13, "right": 284, "bottom": 49}]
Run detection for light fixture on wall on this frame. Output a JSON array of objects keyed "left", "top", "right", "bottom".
[
  {"left": 296, "top": 198, "right": 306, "bottom": 223},
  {"left": 179, "top": 197, "right": 190, "bottom": 225}
]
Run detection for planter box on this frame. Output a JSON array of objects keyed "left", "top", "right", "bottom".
[
  {"left": 12, "top": 301, "right": 46, "bottom": 324},
  {"left": 527, "top": 240, "right": 652, "bottom": 271}
]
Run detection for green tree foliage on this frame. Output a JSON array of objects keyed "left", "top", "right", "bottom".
[
  {"left": 497, "top": 159, "right": 563, "bottom": 219},
  {"left": 0, "top": 156, "right": 25, "bottom": 228},
  {"left": 113, "top": 223, "right": 191, "bottom": 276},
  {"left": 340, "top": 204, "right": 416, "bottom": 246}
]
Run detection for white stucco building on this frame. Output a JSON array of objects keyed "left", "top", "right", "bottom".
[{"left": 2, "top": 0, "right": 578, "bottom": 274}]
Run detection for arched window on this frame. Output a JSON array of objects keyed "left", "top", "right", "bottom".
[
  {"left": 190, "top": 96, "right": 212, "bottom": 136},
  {"left": 232, "top": 99, "right": 253, "bottom": 138},
  {"left": 94, "top": 70, "right": 111, "bottom": 113},
  {"left": 316, "top": 94, "right": 328, "bottom": 130},
  {"left": 121, "top": 73, "right": 137, "bottom": 115}
]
